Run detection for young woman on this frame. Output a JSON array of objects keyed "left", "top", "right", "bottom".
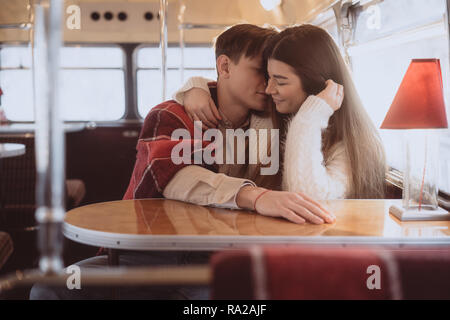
[{"left": 175, "top": 24, "right": 387, "bottom": 199}]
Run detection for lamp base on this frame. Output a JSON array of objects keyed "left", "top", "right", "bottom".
[{"left": 389, "top": 204, "right": 450, "bottom": 221}]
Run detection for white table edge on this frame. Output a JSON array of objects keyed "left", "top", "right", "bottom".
[
  {"left": 63, "top": 222, "right": 450, "bottom": 251},
  {"left": 0, "top": 143, "right": 26, "bottom": 158}
]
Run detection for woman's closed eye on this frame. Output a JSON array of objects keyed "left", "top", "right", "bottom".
[{"left": 269, "top": 76, "right": 287, "bottom": 86}]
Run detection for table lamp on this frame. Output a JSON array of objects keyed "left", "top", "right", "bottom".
[{"left": 381, "top": 59, "right": 449, "bottom": 221}]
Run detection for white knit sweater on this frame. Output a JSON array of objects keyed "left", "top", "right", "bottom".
[
  {"left": 283, "top": 95, "right": 350, "bottom": 199},
  {"left": 173, "top": 77, "right": 351, "bottom": 200}
]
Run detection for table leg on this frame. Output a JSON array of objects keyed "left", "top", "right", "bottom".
[
  {"left": 107, "top": 249, "right": 120, "bottom": 299},
  {"left": 107, "top": 249, "right": 119, "bottom": 266}
]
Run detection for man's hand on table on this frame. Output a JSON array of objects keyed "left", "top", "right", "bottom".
[{"left": 236, "top": 186, "right": 336, "bottom": 225}]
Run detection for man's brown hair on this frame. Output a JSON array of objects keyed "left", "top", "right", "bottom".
[{"left": 215, "top": 24, "right": 277, "bottom": 63}]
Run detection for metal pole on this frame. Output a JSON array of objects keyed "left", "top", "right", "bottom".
[
  {"left": 0, "top": 265, "right": 210, "bottom": 293},
  {"left": 33, "top": 0, "right": 65, "bottom": 274},
  {"left": 30, "top": 0, "right": 36, "bottom": 121},
  {"left": 179, "top": 26, "right": 185, "bottom": 84},
  {"left": 159, "top": 0, "right": 168, "bottom": 101},
  {"left": 333, "top": 1, "right": 354, "bottom": 68},
  {"left": 178, "top": 2, "right": 186, "bottom": 84}
]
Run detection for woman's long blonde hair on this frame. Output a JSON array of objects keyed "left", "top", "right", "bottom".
[{"left": 264, "top": 24, "right": 387, "bottom": 198}]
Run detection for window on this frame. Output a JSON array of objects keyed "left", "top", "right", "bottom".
[
  {"left": 0, "top": 45, "right": 125, "bottom": 121},
  {"left": 0, "top": 46, "right": 33, "bottom": 121},
  {"left": 60, "top": 46, "right": 125, "bottom": 121},
  {"left": 310, "top": 8, "right": 339, "bottom": 43},
  {"left": 136, "top": 46, "right": 216, "bottom": 117},
  {"left": 346, "top": 0, "right": 450, "bottom": 193}
]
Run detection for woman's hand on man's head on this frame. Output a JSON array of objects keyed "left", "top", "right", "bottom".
[
  {"left": 317, "top": 79, "right": 344, "bottom": 112},
  {"left": 184, "top": 88, "right": 221, "bottom": 130}
]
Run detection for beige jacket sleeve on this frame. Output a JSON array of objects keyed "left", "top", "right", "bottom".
[
  {"left": 172, "top": 76, "right": 214, "bottom": 105},
  {"left": 163, "top": 165, "right": 256, "bottom": 209}
]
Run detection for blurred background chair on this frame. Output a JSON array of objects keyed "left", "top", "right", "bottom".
[
  {"left": 211, "top": 246, "right": 450, "bottom": 300},
  {"left": 0, "top": 134, "right": 85, "bottom": 272}
]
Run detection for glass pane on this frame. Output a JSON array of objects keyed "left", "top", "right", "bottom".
[
  {"left": 61, "top": 70, "right": 125, "bottom": 121},
  {"left": 137, "top": 70, "right": 183, "bottom": 117},
  {"left": 1, "top": 46, "right": 126, "bottom": 121},
  {"left": 321, "top": 19, "right": 339, "bottom": 44},
  {"left": 349, "top": 19, "right": 449, "bottom": 192},
  {"left": 60, "top": 46, "right": 124, "bottom": 68},
  {"left": 353, "top": 0, "right": 446, "bottom": 44},
  {"left": 137, "top": 68, "right": 217, "bottom": 118},
  {"left": 310, "top": 8, "right": 339, "bottom": 43},
  {"left": 443, "top": 155, "right": 450, "bottom": 194},
  {"left": 137, "top": 47, "right": 216, "bottom": 69},
  {"left": 183, "top": 69, "right": 216, "bottom": 81},
  {"left": 0, "top": 46, "right": 32, "bottom": 68},
  {"left": 183, "top": 47, "right": 216, "bottom": 68},
  {"left": 0, "top": 70, "right": 34, "bottom": 121},
  {"left": 137, "top": 47, "right": 182, "bottom": 68}
]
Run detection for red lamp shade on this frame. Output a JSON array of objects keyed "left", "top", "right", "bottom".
[{"left": 380, "top": 59, "right": 448, "bottom": 129}]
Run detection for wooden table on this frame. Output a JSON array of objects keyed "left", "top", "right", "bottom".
[
  {"left": 63, "top": 199, "right": 450, "bottom": 251},
  {"left": 0, "top": 143, "right": 25, "bottom": 158}
]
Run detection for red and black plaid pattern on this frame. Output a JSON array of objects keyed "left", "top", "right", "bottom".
[
  {"left": 123, "top": 100, "right": 216, "bottom": 200},
  {"left": 211, "top": 246, "right": 450, "bottom": 300}
]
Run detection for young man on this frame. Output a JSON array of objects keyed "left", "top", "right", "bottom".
[{"left": 124, "top": 24, "right": 334, "bottom": 225}]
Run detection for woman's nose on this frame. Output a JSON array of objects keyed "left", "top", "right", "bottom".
[{"left": 265, "top": 80, "right": 275, "bottom": 95}]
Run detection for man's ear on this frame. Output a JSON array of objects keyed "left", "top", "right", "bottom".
[{"left": 216, "top": 55, "right": 232, "bottom": 79}]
